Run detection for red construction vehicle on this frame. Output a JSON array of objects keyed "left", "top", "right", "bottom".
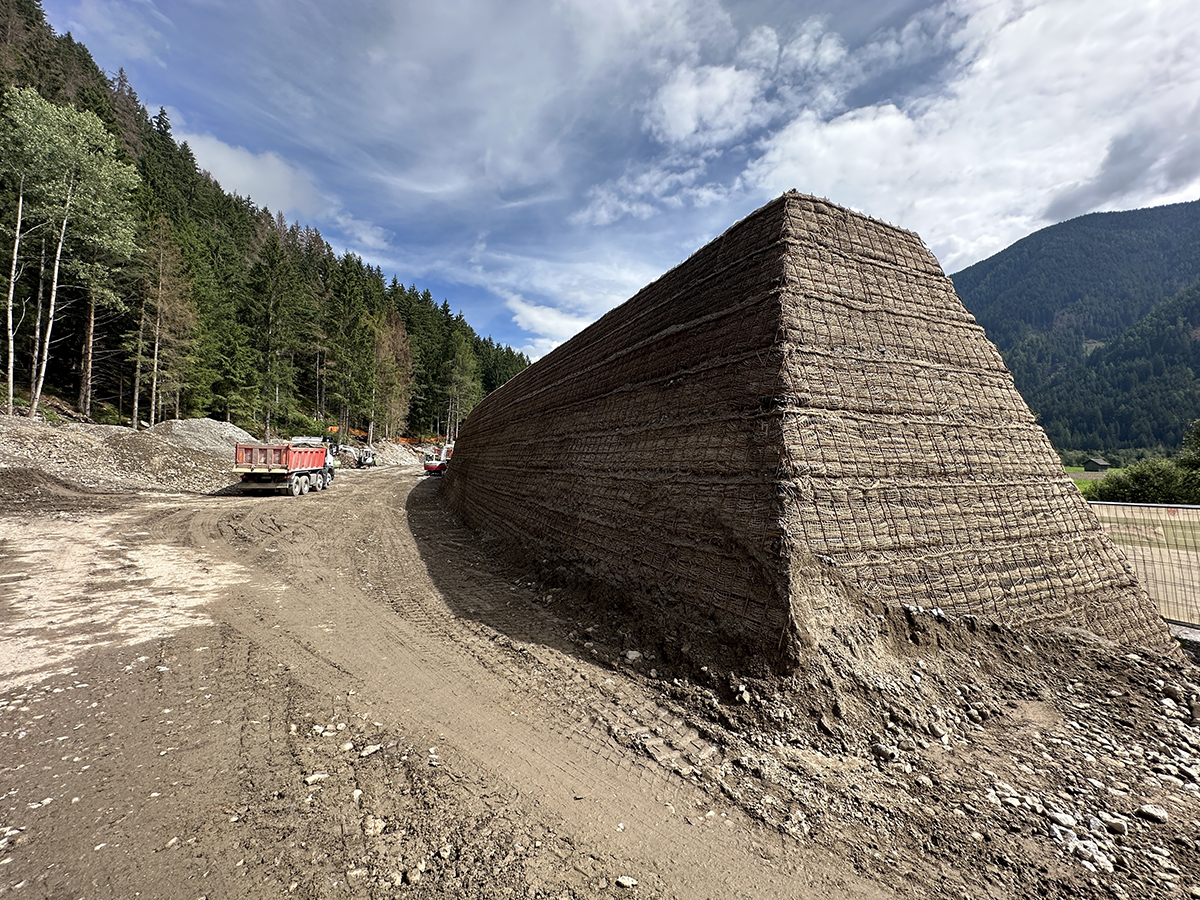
[
  {"left": 423, "top": 442, "right": 453, "bottom": 475},
  {"left": 234, "top": 441, "right": 333, "bottom": 496}
]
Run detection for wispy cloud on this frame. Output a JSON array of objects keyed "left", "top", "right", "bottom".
[{"left": 64, "top": 0, "right": 171, "bottom": 66}]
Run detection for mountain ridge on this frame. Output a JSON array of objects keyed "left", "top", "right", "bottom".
[{"left": 951, "top": 198, "right": 1200, "bottom": 451}]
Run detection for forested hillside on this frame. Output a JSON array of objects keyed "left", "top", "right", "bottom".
[
  {"left": 952, "top": 199, "right": 1200, "bottom": 451},
  {"left": 1029, "top": 280, "right": 1200, "bottom": 449},
  {"left": 0, "top": 0, "right": 527, "bottom": 440}
]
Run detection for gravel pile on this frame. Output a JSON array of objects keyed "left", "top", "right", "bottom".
[
  {"left": 145, "top": 418, "right": 254, "bottom": 456},
  {"left": 370, "top": 441, "right": 424, "bottom": 471},
  {"left": 0, "top": 415, "right": 242, "bottom": 496}
]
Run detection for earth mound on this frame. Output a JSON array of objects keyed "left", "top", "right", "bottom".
[{"left": 146, "top": 417, "right": 255, "bottom": 455}]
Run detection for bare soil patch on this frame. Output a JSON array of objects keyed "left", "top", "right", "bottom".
[{"left": 0, "top": 418, "right": 1198, "bottom": 899}]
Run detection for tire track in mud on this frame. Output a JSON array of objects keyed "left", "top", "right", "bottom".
[{"left": 155, "top": 470, "right": 881, "bottom": 899}]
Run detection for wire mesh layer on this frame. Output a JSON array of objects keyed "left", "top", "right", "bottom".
[
  {"left": 1089, "top": 502, "right": 1200, "bottom": 628},
  {"left": 443, "top": 192, "right": 1172, "bottom": 664}
]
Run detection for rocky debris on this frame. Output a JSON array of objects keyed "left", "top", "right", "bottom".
[
  {"left": 145, "top": 418, "right": 254, "bottom": 455},
  {"left": 0, "top": 414, "right": 241, "bottom": 497},
  {"left": 531, "top": 580, "right": 1200, "bottom": 899},
  {"left": 1136, "top": 804, "right": 1169, "bottom": 824}
]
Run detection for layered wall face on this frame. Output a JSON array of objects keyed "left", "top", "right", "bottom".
[
  {"left": 443, "top": 192, "right": 1172, "bottom": 664},
  {"left": 771, "top": 197, "right": 1167, "bottom": 648},
  {"left": 442, "top": 197, "right": 799, "bottom": 655}
]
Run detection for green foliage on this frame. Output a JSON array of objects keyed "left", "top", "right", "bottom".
[
  {"left": 0, "top": 5, "right": 528, "bottom": 436},
  {"left": 1, "top": 82, "right": 140, "bottom": 416},
  {"left": 1180, "top": 420, "right": 1200, "bottom": 471},
  {"left": 1089, "top": 458, "right": 1200, "bottom": 505},
  {"left": 1028, "top": 281, "right": 1200, "bottom": 450},
  {"left": 954, "top": 199, "right": 1200, "bottom": 356},
  {"left": 393, "top": 284, "right": 530, "bottom": 437}
]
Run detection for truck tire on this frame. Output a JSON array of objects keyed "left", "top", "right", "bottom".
[
  {"left": 289, "top": 477, "right": 302, "bottom": 497},
  {"left": 313, "top": 473, "right": 325, "bottom": 491},
  {"left": 300, "top": 475, "right": 311, "bottom": 494}
]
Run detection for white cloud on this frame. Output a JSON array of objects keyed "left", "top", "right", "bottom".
[
  {"left": 646, "top": 64, "right": 769, "bottom": 147},
  {"left": 504, "top": 294, "right": 595, "bottom": 343},
  {"left": 736, "top": 25, "right": 780, "bottom": 71},
  {"left": 333, "top": 213, "right": 392, "bottom": 253},
  {"left": 571, "top": 157, "right": 719, "bottom": 226},
  {"left": 179, "top": 131, "right": 326, "bottom": 217},
  {"left": 744, "top": 0, "right": 1200, "bottom": 270},
  {"left": 67, "top": 0, "right": 170, "bottom": 66}
]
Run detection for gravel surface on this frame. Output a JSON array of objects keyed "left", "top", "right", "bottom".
[{"left": 0, "top": 417, "right": 1198, "bottom": 899}]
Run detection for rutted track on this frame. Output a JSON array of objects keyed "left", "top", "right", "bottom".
[
  {"left": 185, "top": 470, "right": 871, "bottom": 898},
  {"left": 0, "top": 466, "right": 881, "bottom": 899}
]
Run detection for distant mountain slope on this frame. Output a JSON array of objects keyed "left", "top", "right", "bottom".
[
  {"left": 1028, "top": 280, "right": 1200, "bottom": 449},
  {"left": 953, "top": 199, "right": 1200, "bottom": 351},
  {"left": 951, "top": 199, "right": 1200, "bottom": 449}
]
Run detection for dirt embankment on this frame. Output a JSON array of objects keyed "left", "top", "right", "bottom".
[{"left": 0, "top": 417, "right": 1198, "bottom": 900}]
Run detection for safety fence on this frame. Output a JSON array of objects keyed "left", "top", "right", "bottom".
[{"left": 1089, "top": 502, "right": 1200, "bottom": 628}]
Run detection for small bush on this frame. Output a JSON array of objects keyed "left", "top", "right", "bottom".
[{"left": 1090, "top": 457, "right": 1200, "bottom": 505}]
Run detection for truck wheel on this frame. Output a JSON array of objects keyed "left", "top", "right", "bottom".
[
  {"left": 289, "top": 477, "right": 302, "bottom": 497},
  {"left": 300, "top": 475, "right": 311, "bottom": 494},
  {"left": 313, "top": 473, "right": 325, "bottom": 491}
]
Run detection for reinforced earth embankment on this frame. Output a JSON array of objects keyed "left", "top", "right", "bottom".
[{"left": 442, "top": 191, "right": 1171, "bottom": 668}]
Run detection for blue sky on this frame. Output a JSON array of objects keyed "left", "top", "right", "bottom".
[{"left": 40, "top": 0, "right": 1200, "bottom": 358}]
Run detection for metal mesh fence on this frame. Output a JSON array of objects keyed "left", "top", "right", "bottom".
[{"left": 1089, "top": 502, "right": 1200, "bottom": 627}]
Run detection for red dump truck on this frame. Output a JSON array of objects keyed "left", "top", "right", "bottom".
[{"left": 234, "top": 441, "right": 332, "bottom": 496}]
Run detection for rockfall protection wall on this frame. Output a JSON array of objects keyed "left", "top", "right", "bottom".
[{"left": 442, "top": 192, "right": 1171, "bottom": 667}]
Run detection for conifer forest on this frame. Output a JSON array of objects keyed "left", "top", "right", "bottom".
[{"left": 0, "top": 0, "right": 528, "bottom": 441}]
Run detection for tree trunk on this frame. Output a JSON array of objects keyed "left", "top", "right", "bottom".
[
  {"left": 5, "top": 174, "right": 23, "bottom": 416},
  {"left": 29, "top": 237, "right": 44, "bottom": 398},
  {"left": 29, "top": 179, "right": 73, "bottom": 419},
  {"left": 78, "top": 291, "right": 95, "bottom": 417},
  {"left": 130, "top": 296, "right": 147, "bottom": 430},
  {"left": 149, "top": 302, "right": 162, "bottom": 427},
  {"left": 368, "top": 384, "right": 376, "bottom": 445}
]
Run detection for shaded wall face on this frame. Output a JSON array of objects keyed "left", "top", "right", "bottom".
[
  {"left": 773, "top": 199, "right": 1167, "bottom": 650},
  {"left": 443, "top": 199, "right": 800, "bottom": 654}
]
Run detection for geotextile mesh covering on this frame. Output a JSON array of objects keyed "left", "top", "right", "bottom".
[{"left": 442, "top": 192, "right": 1171, "bottom": 666}]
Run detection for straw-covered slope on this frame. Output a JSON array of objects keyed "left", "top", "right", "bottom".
[{"left": 443, "top": 192, "right": 1171, "bottom": 669}]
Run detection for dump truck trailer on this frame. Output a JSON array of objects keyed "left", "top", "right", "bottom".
[{"left": 234, "top": 442, "right": 332, "bottom": 496}]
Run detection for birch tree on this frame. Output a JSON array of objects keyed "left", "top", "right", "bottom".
[
  {"left": 0, "top": 86, "right": 139, "bottom": 420},
  {"left": 0, "top": 87, "right": 57, "bottom": 415}
]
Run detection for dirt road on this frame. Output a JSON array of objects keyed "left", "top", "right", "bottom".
[
  {"left": 2, "top": 455, "right": 1199, "bottom": 900},
  {"left": 0, "top": 468, "right": 885, "bottom": 899}
]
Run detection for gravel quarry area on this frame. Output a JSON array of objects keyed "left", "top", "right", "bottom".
[{"left": 0, "top": 416, "right": 1198, "bottom": 899}]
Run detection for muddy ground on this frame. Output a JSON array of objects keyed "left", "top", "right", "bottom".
[{"left": 1, "top": 416, "right": 1199, "bottom": 900}]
